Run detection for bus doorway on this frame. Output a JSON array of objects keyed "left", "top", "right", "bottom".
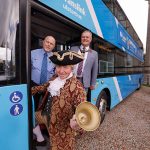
[
  {"left": 30, "top": 2, "right": 86, "bottom": 149},
  {"left": 30, "top": 6, "right": 83, "bottom": 52}
]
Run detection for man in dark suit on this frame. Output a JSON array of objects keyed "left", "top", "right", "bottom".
[{"left": 70, "top": 30, "right": 98, "bottom": 100}]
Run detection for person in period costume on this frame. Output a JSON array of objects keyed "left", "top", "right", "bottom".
[
  {"left": 32, "top": 50, "right": 86, "bottom": 150},
  {"left": 70, "top": 30, "right": 98, "bottom": 101}
]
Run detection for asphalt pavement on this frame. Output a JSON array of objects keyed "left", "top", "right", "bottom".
[{"left": 75, "top": 86, "right": 150, "bottom": 150}]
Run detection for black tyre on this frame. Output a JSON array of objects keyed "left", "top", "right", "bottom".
[
  {"left": 137, "top": 79, "right": 141, "bottom": 90},
  {"left": 96, "top": 90, "right": 108, "bottom": 123}
]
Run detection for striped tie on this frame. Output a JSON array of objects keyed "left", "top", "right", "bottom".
[
  {"left": 77, "top": 47, "right": 85, "bottom": 77},
  {"left": 40, "top": 52, "right": 47, "bottom": 84},
  {"left": 77, "top": 60, "right": 84, "bottom": 77}
]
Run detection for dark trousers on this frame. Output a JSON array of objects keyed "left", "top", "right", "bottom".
[
  {"left": 86, "top": 88, "right": 91, "bottom": 102},
  {"left": 77, "top": 77, "right": 91, "bottom": 102}
]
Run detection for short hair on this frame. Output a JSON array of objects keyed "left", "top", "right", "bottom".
[{"left": 82, "top": 30, "right": 92, "bottom": 36}]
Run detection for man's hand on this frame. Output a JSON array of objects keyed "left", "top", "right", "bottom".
[
  {"left": 70, "top": 114, "right": 80, "bottom": 131},
  {"left": 90, "top": 85, "right": 95, "bottom": 90}
]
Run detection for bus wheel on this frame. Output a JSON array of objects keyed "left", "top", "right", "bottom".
[
  {"left": 96, "top": 91, "right": 108, "bottom": 123},
  {"left": 137, "top": 79, "right": 141, "bottom": 90}
]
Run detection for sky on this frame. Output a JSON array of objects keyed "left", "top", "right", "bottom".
[{"left": 117, "top": 0, "right": 149, "bottom": 53}]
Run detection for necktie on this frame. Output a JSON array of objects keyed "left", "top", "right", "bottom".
[
  {"left": 80, "top": 49, "right": 85, "bottom": 53},
  {"left": 40, "top": 52, "right": 47, "bottom": 84},
  {"left": 77, "top": 48, "right": 85, "bottom": 77}
]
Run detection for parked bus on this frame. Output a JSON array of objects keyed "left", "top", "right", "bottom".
[{"left": 0, "top": 0, "right": 144, "bottom": 150}]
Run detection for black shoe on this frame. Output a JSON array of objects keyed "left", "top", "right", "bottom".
[
  {"left": 32, "top": 146, "right": 37, "bottom": 150},
  {"left": 32, "top": 139, "right": 37, "bottom": 150},
  {"left": 36, "top": 140, "right": 47, "bottom": 146}
]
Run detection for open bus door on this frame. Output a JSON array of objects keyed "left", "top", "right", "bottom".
[{"left": 0, "top": 0, "right": 32, "bottom": 150}]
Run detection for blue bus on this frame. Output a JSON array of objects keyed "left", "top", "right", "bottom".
[{"left": 0, "top": 0, "right": 144, "bottom": 150}]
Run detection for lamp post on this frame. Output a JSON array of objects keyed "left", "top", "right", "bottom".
[{"left": 144, "top": 0, "right": 150, "bottom": 85}]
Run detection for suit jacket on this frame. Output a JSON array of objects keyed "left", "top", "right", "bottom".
[{"left": 70, "top": 46, "right": 98, "bottom": 88}]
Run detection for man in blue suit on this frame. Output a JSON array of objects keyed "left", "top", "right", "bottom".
[{"left": 70, "top": 30, "right": 98, "bottom": 100}]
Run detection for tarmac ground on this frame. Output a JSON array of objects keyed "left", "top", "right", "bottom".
[{"left": 75, "top": 86, "right": 150, "bottom": 150}]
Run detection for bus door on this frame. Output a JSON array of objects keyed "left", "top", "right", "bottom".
[{"left": 0, "top": 0, "right": 31, "bottom": 150}]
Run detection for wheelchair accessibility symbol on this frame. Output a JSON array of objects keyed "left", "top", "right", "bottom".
[
  {"left": 10, "top": 91, "right": 23, "bottom": 103},
  {"left": 10, "top": 104, "right": 23, "bottom": 116}
]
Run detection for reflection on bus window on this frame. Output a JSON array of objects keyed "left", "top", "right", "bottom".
[
  {"left": 98, "top": 49, "right": 114, "bottom": 74},
  {"left": 0, "top": 0, "right": 19, "bottom": 81},
  {"left": 0, "top": 47, "right": 11, "bottom": 76}
]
